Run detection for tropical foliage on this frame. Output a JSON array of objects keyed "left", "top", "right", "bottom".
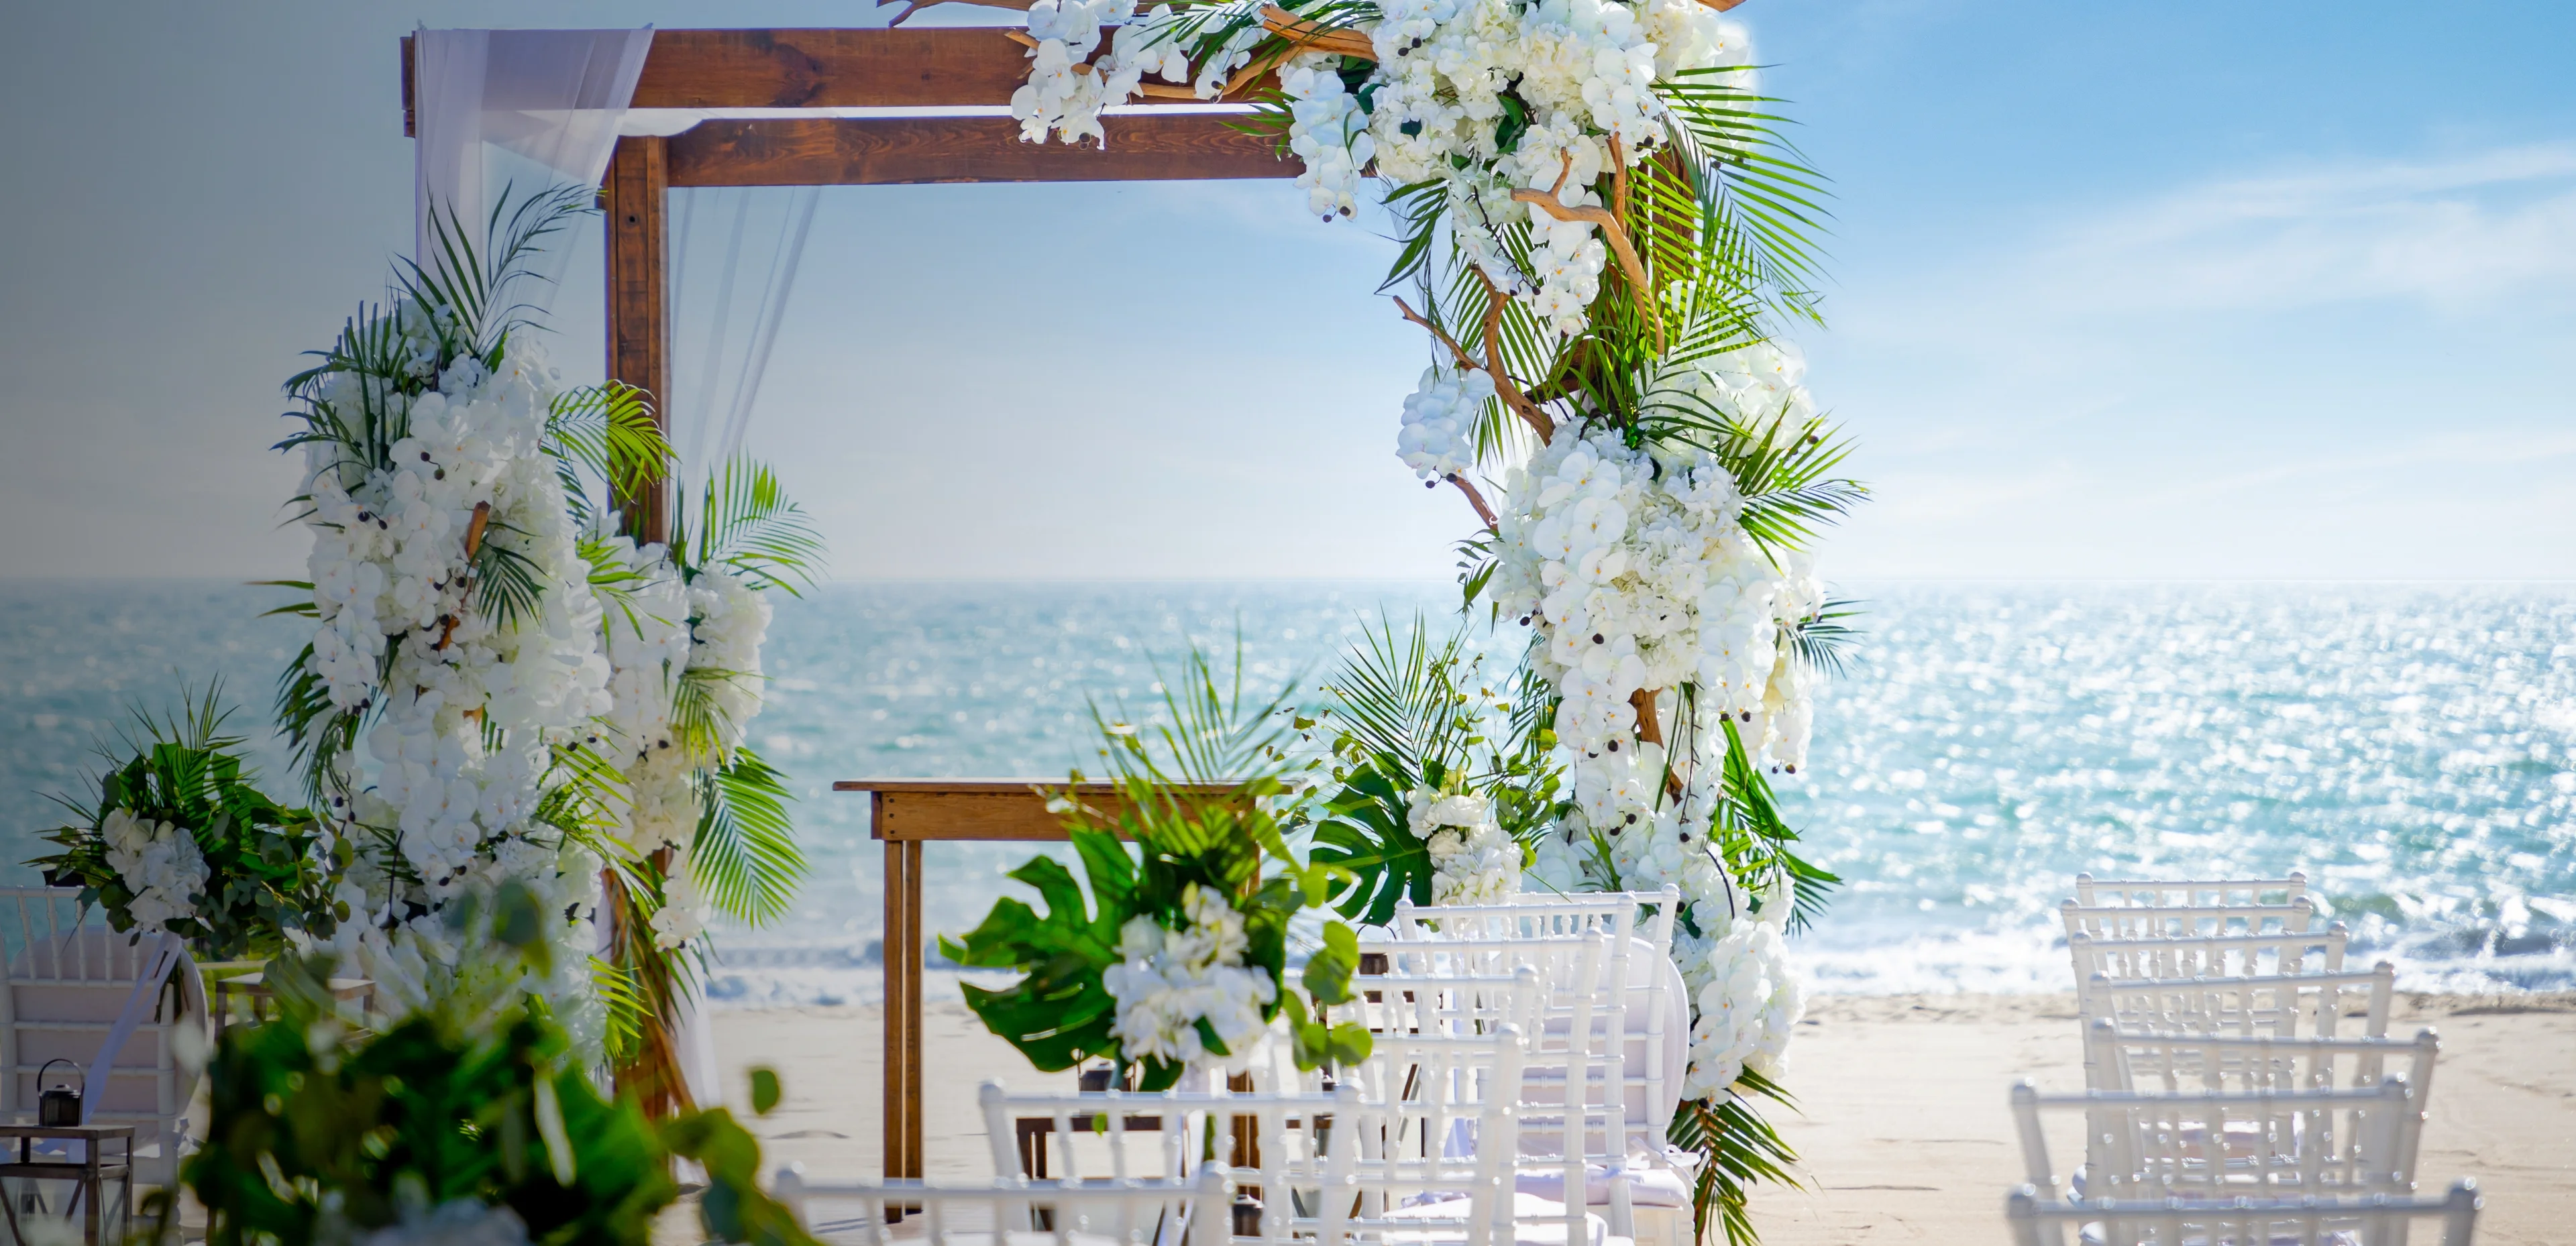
[
  {"left": 942, "top": 646, "right": 1372, "bottom": 1088},
  {"left": 31, "top": 685, "right": 331, "bottom": 961},
  {"left": 181, "top": 881, "right": 816, "bottom": 1246}
]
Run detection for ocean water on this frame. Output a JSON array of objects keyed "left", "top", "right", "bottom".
[{"left": 3, "top": 580, "right": 2570, "bottom": 1003}]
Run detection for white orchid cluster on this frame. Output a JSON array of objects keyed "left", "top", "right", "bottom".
[
  {"left": 1486, "top": 341, "right": 1826, "bottom": 824},
  {"left": 292, "top": 310, "right": 611, "bottom": 1047},
  {"left": 593, "top": 536, "right": 776, "bottom": 952},
  {"left": 1395, "top": 365, "right": 1494, "bottom": 483},
  {"left": 1009, "top": 0, "right": 1750, "bottom": 337},
  {"left": 1406, "top": 789, "right": 1521, "bottom": 905},
  {"left": 100, "top": 809, "right": 207, "bottom": 936},
  {"left": 1285, "top": 0, "right": 1749, "bottom": 335},
  {"left": 1678, "top": 895, "right": 1803, "bottom": 1098},
  {"left": 1103, "top": 883, "right": 1279, "bottom": 1072}
]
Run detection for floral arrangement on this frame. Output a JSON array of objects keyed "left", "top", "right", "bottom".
[
  {"left": 992, "top": 0, "right": 1860, "bottom": 1236},
  {"left": 32, "top": 687, "right": 331, "bottom": 961},
  {"left": 180, "top": 881, "right": 815, "bottom": 1246},
  {"left": 944, "top": 648, "right": 1371, "bottom": 1088},
  {"left": 268, "top": 190, "right": 814, "bottom": 1092}
]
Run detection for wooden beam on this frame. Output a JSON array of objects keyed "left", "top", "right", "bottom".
[
  {"left": 836, "top": 779, "right": 1248, "bottom": 842},
  {"left": 604, "top": 137, "right": 672, "bottom": 545},
  {"left": 397, "top": 29, "right": 1278, "bottom": 121},
  {"left": 667, "top": 114, "right": 1296, "bottom": 187}
]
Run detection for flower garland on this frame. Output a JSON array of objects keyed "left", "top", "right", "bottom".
[
  {"left": 291, "top": 314, "right": 614, "bottom": 1041},
  {"left": 594, "top": 535, "right": 780, "bottom": 953},
  {"left": 1001, "top": 3, "right": 1849, "bottom": 1234}
]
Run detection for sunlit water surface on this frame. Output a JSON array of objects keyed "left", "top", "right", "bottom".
[{"left": 3, "top": 581, "right": 2568, "bottom": 1004}]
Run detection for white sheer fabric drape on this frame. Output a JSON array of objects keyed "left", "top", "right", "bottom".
[
  {"left": 411, "top": 27, "right": 653, "bottom": 278},
  {"left": 668, "top": 187, "right": 822, "bottom": 486}
]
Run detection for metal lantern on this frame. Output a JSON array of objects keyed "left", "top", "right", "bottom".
[{"left": 36, "top": 1059, "right": 81, "bottom": 1127}]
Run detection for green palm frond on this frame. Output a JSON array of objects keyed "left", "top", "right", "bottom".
[
  {"left": 1322, "top": 617, "right": 1481, "bottom": 780},
  {"left": 396, "top": 184, "right": 596, "bottom": 363},
  {"left": 1094, "top": 637, "right": 1307, "bottom": 793},
  {"left": 1706, "top": 718, "right": 1837, "bottom": 933},
  {"left": 1670, "top": 1074, "right": 1803, "bottom": 1246},
  {"left": 1783, "top": 597, "right": 1864, "bottom": 679},
  {"left": 693, "top": 746, "right": 807, "bottom": 927},
  {"left": 1655, "top": 67, "right": 1835, "bottom": 328},
  {"left": 674, "top": 457, "right": 825, "bottom": 596},
  {"left": 591, "top": 954, "right": 652, "bottom": 1066},
  {"left": 547, "top": 382, "right": 672, "bottom": 528},
  {"left": 671, "top": 665, "right": 754, "bottom": 765}
]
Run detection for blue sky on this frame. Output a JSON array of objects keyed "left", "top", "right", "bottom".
[{"left": 1, "top": 0, "right": 2569, "bottom": 581}]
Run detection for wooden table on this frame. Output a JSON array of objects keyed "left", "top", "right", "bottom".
[
  {"left": 0, "top": 1124, "right": 131, "bottom": 1245},
  {"left": 830, "top": 779, "right": 1244, "bottom": 1192}
]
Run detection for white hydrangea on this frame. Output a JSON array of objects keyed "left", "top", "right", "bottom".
[
  {"left": 1407, "top": 789, "right": 1521, "bottom": 905},
  {"left": 1395, "top": 365, "right": 1495, "bottom": 482},
  {"left": 1678, "top": 899, "right": 1803, "bottom": 1098},
  {"left": 1103, "top": 884, "right": 1278, "bottom": 1072},
  {"left": 101, "top": 809, "right": 207, "bottom": 936}
]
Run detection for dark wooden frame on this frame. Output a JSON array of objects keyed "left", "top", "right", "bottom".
[{"left": 402, "top": 27, "right": 1301, "bottom": 1184}]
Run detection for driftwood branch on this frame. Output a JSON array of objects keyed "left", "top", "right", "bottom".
[
  {"left": 462, "top": 501, "right": 492, "bottom": 560},
  {"left": 1259, "top": 5, "right": 1377, "bottom": 59},
  {"left": 1513, "top": 154, "right": 1662, "bottom": 351},
  {"left": 1469, "top": 267, "right": 1554, "bottom": 443},
  {"left": 1446, "top": 473, "right": 1499, "bottom": 530},
  {"left": 1629, "top": 688, "right": 1688, "bottom": 801}
]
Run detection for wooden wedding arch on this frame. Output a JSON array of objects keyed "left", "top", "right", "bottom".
[{"left": 400, "top": 25, "right": 1303, "bottom": 1184}]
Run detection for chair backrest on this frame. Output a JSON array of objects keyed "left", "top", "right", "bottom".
[
  {"left": 2063, "top": 897, "right": 2317, "bottom": 946},
  {"left": 2073, "top": 873, "right": 2310, "bottom": 910},
  {"left": 773, "top": 1163, "right": 1231, "bottom": 1246},
  {"left": 2009, "top": 1078, "right": 2424, "bottom": 1206},
  {"left": 2004, "top": 1178, "right": 2480, "bottom": 1246},
  {"left": 1384, "top": 935, "right": 1686, "bottom": 1143},
  {"left": 2070, "top": 926, "right": 2351, "bottom": 1018},
  {"left": 2086, "top": 962, "right": 2396, "bottom": 1041},
  {"left": 2086, "top": 1018, "right": 2439, "bottom": 1102},
  {"left": 987, "top": 1015, "right": 1529, "bottom": 1246},
  {"left": 0, "top": 887, "right": 204, "bottom": 1180}
]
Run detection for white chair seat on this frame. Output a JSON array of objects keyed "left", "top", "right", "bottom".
[
  {"left": 1511, "top": 1165, "right": 1692, "bottom": 1208},
  {"left": 1383, "top": 1195, "right": 1621, "bottom": 1246}
]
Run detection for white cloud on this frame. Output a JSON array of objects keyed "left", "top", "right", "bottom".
[{"left": 2041, "top": 142, "right": 2576, "bottom": 313}]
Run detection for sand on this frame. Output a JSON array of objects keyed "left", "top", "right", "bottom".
[{"left": 710, "top": 993, "right": 2576, "bottom": 1245}]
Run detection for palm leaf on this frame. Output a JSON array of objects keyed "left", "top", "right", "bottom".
[
  {"left": 692, "top": 746, "right": 806, "bottom": 927},
  {"left": 676, "top": 457, "right": 826, "bottom": 596}
]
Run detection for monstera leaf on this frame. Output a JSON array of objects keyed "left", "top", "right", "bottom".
[
  {"left": 938, "top": 829, "right": 1134, "bottom": 1074},
  {"left": 1305, "top": 754, "right": 1439, "bottom": 926}
]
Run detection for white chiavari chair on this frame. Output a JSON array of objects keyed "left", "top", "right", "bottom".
[
  {"left": 2086, "top": 1019, "right": 2438, "bottom": 1103},
  {"left": 2063, "top": 897, "right": 2320, "bottom": 948},
  {"left": 2010, "top": 1078, "right": 2425, "bottom": 1208},
  {"left": 2074, "top": 874, "right": 2312, "bottom": 911},
  {"left": 0, "top": 887, "right": 206, "bottom": 1186},
  {"left": 2070, "top": 927, "right": 2351, "bottom": 1026},
  {"left": 1385, "top": 893, "right": 1688, "bottom": 1246},
  {"left": 774, "top": 1162, "right": 1232, "bottom": 1246},
  {"left": 2003, "top": 1178, "right": 2481, "bottom": 1246},
  {"left": 2086, "top": 964, "right": 2396, "bottom": 1043}
]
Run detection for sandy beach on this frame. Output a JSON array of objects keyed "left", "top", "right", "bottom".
[{"left": 710, "top": 992, "right": 2575, "bottom": 1245}]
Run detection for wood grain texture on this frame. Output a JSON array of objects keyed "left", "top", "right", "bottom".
[
  {"left": 853, "top": 783, "right": 1249, "bottom": 842},
  {"left": 602, "top": 136, "right": 671, "bottom": 545},
  {"left": 882, "top": 834, "right": 924, "bottom": 1187},
  {"left": 398, "top": 29, "right": 1281, "bottom": 118},
  {"left": 667, "top": 115, "right": 1297, "bottom": 187}
]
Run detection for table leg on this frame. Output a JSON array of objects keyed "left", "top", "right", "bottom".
[{"left": 883, "top": 838, "right": 923, "bottom": 1188}]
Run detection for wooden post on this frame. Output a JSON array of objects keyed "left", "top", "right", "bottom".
[
  {"left": 837, "top": 780, "right": 1246, "bottom": 1189},
  {"left": 882, "top": 828, "right": 924, "bottom": 1185},
  {"left": 604, "top": 134, "right": 671, "bottom": 545}
]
